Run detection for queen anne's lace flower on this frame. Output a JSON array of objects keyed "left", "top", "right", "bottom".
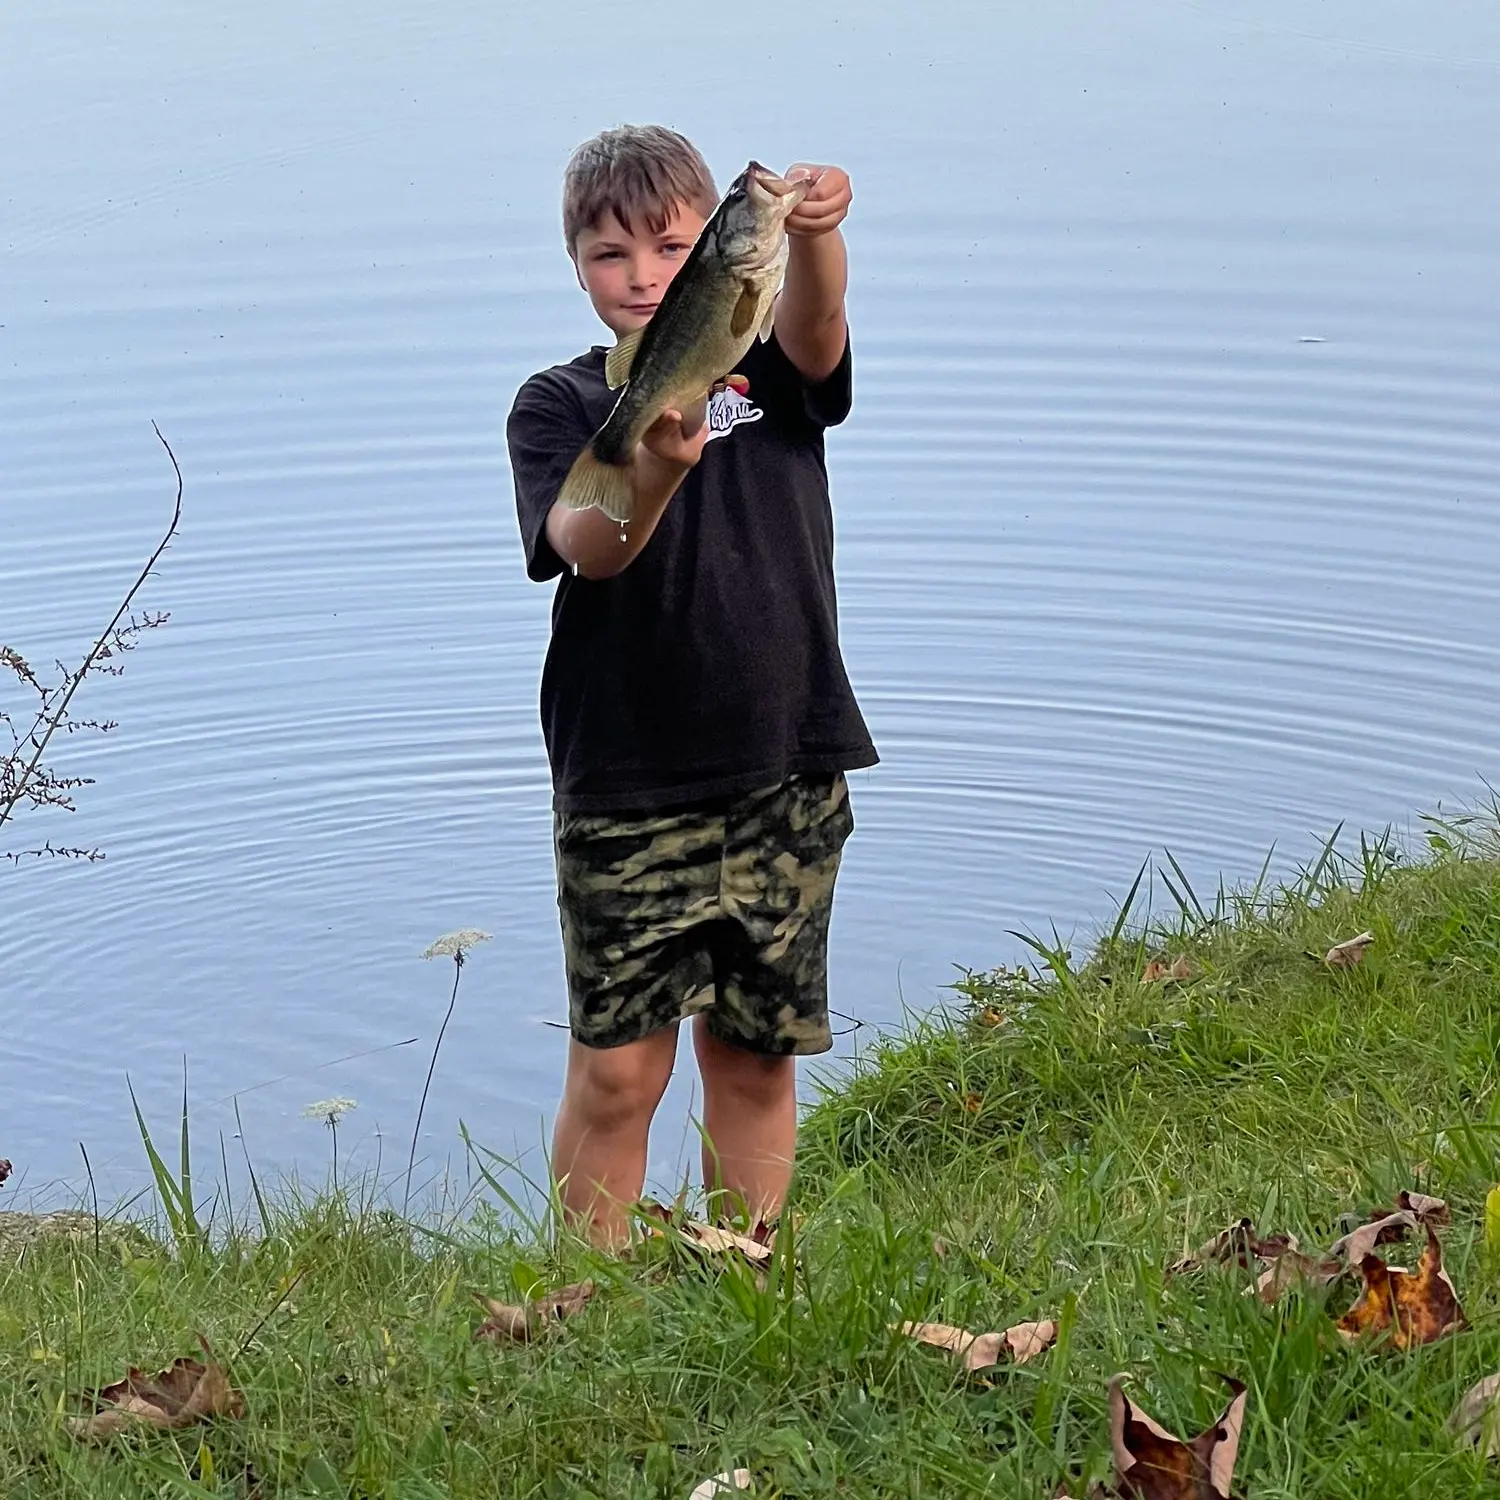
[
  {"left": 421, "top": 929, "right": 493, "bottom": 960},
  {"left": 303, "top": 1097, "right": 357, "bottom": 1124}
]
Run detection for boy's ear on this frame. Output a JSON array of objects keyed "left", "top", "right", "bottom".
[{"left": 570, "top": 251, "right": 586, "bottom": 292}]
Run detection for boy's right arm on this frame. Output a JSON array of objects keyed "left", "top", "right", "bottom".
[{"left": 545, "top": 405, "right": 710, "bottom": 581}]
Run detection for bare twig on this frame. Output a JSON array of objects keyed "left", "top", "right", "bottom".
[{"left": 1, "top": 424, "right": 182, "bottom": 845}]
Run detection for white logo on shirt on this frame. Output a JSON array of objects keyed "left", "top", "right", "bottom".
[{"left": 703, "top": 385, "right": 764, "bottom": 443}]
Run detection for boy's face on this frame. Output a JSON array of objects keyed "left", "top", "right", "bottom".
[{"left": 571, "top": 201, "right": 707, "bottom": 338}]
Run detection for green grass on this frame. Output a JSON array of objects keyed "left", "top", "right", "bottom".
[{"left": 5, "top": 810, "right": 1500, "bottom": 1496}]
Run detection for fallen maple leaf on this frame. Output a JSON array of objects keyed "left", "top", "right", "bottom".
[
  {"left": 67, "top": 1336, "right": 245, "bottom": 1442},
  {"left": 1248, "top": 1250, "right": 1344, "bottom": 1304},
  {"left": 1335, "top": 1227, "right": 1467, "bottom": 1348},
  {"left": 1329, "top": 1209, "right": 1418, "bottom": 1264},
  {"left": 1391, "top": 1189, "right": 1450, "bottom": 1225},
  {"left": 473, "top": 1280, "right": 595, "bottom": 1342},
  {"left": 688, "top": 1470, "right": 752, "bottom": 1498},
  {"left": 1449, "top": 1372, "right": 1500, "bottom": 1459},
  {"left": 898, "top": 1317, "right": 1058, "bottom": 1372},
  {"left": 1168, "top": 1219, "right": 1298, "bottom": 1277},
  {"left": 1324, "top": 930, "right": 1374, "bottom": 969},
  {"left": 1107, "top": 1373, "right": 1247, "bottom": 1499}
]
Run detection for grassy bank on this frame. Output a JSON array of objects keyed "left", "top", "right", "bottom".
[{"left": 4, "top": 813, "right": 1500, "bottom": 1497}]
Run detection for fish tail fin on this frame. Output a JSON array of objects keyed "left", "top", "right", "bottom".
[{"left": 557, "top": 446, "right": 635, "bottom": 524}]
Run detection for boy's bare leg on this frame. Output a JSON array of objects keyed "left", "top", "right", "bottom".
[
  {"left": 552, "top": 1027, "right": 679, "bottom": 1248},
  {"left": 693, "top": 1016, "right": 797, "bottom": 1224}
]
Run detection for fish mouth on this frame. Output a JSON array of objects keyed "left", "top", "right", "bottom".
[
  {"left": 740, "top": 162, "right": 809, "bottom": 219},
  {"left": 748, "top": 162, "right": 798, "bottom": 197}
]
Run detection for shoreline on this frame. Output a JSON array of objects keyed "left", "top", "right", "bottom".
[{"left": 4, "top": 808, "right": 1499, "bottom": 1493}]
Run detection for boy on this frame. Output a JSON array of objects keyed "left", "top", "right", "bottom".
[{"left": 507, "top": 125, "right": 876, "bottom": 1247}]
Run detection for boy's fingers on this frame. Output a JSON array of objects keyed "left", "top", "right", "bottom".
[{"left": 792, "top": 200, "right": 848, "bottom": 224}]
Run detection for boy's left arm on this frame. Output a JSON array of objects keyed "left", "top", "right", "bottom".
[{"left": 774, "top": 163, "right": 852, "bottom": 384}]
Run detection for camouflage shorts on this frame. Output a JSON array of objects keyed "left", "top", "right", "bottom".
[{"left": 553, "top": 773, "right": 854, "bottom": 1054}]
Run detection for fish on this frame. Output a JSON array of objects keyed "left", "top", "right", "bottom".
[{"left": 555, "top": 161, "right": 810, "bottom": 524}]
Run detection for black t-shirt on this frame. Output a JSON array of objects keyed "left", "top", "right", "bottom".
[{"left": 507, "top": 330, "right": 878, "bottom": 814}]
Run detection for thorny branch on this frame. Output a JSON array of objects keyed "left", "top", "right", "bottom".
[{"left": 1, "top": 424, "right": 182, "bottom": 863}]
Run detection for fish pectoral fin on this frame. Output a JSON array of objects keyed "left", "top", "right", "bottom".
[
  {"left": 758, "top": 292, "right": 777, "bottom": 343},
  {"left": 557, "top": 447, "right": 635, "bottom": 524},
  {"left": 604, "top": 327, "right": 646, "bottom": 390},
  {"left": 730, "top": 281, "right": 761, "bottom": 339}
]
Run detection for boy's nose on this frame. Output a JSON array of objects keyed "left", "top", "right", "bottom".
[{"left": 628, "top": 256, "right": 656, "bottom": 290}]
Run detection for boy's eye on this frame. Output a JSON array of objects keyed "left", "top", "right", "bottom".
[{"left": 662, "top": 242, "right": 689, "bottom": 254}]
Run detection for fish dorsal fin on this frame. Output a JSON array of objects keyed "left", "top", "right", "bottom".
[
  {"left": 730, "top": 281, "right": 760, "bottom": 339},
  {"left": 604, "top": 327, "right": 646, "bottom": 390}
]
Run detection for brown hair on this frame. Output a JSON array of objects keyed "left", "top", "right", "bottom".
[{"left": 562, "top": 125, "right": 718, "bottom": 254}]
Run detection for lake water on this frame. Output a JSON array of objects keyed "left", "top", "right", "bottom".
[{"left": 4, "top": 0, "right": 1498, "bottom": 1208}]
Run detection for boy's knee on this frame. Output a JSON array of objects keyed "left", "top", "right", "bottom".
[{"left": 566, "top": 1038, "right": 673, "bottom": 1128}]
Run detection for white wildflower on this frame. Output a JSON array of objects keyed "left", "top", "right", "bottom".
[
  {"left": 421, "top": 928, "right": 493, "bottom": 961},
  {"left": 303, "top": 1097, "right": 357, "bottom": 1125}
]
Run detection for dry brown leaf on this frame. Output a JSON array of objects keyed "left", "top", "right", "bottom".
[
  {"left": 1324, "top": 930, "right": 1375, "bottom": 969},
  {"left": 1449, "top": 1373, "right": 1500, "bottom": 1459},
  {"left": 1392, "top": 1189, "right": 1450, "bottom": 1225},
  {"left": 1329, "top": 1210, "right": 1417, "bottom": 1264},
  {"left": 1248, "top": 1250, "right": 1344, "bottom": 1304},
  {"left": 961, "top": 1092, "right": 984, "bottom": 1115},
  {"left": 1334, "top": 1228, "right": 1467, "bottom": 1348},
  {"left": 688, "top": 1471, "right": 752, "bottom": 1498},
  {"left": 977, "top": 1005, "right": 1007, "bottom": 1027},
  {"left": 1005, "top": 1319, "right": 1060, "bottom": 1364},
  {"left": 1108, "top": 1373, "right": 1247, "bottom": 1498},
  {"left": 473, "top": 1280, "right": 596, "bottom": 1342},
  {"left": 1168, "top": 1219, "right": 1299, "bottom": 1277},
  {"left": 641, "top": 1210, "right": 773, "bottom": 1267},
  {"left": 898, "top": 1317, "right": 1057, "bottom": 1372},
  {"left": 67, "top": 1336, "right": 244, "bottom": 1442},
  {"left": 1141, "top": 956, "right": 1192, "bottom": 984},
  {"left": 678, "top": 1221, "right": 773, "bottom": 1264}
]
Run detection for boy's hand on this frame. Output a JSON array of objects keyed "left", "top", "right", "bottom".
[
  {"left": 784, "top": 164, "right": 852, "bottom": 238},
  {"left": 638, "top": 392, "right": 713, "bottom": 469},
  {"left": 556, "top": 393, "right": 716, "bottom": 581}
]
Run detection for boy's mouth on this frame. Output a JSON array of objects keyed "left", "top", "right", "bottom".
[{"left": 623, "top": 302, "right": 659, "bottom": 316}]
